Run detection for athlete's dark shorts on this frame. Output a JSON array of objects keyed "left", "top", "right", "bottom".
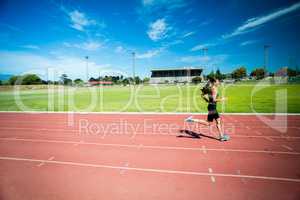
[{"left": 207, "top": 103, "right": 220, "bottom": 122}]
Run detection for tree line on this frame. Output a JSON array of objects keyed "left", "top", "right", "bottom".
[
  {"left": 0, "top": 73, "right": 150, "bottom": 86},
  {"left": 191, "top": 66, "right": 300, "bottom": 84},
  {"left": 1, "top": 66, "right": 299, "bottom": 86}
]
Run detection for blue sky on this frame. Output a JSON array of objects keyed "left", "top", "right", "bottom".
[{"left": 0, "top": 0, "right": 300, "bottom": 79}]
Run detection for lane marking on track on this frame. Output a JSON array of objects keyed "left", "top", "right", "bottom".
[
  {"left": 264, "top": 137, "right": 275, "bottom": 142},
  {"left": 281, "top": 145, "right": 293, "bottom": 151},
  {"left": 1, "top": 137, "right": 300, "bottom": 156},
  {"left": 1, "top": 156, "right": 300, "bottom": 183},
  {"left": 208, "top": 168, "right": 215, "bottom": 183},
  {"left": 255, "top": 131, "right": 262, "bottom": 135},
  {"left": 202, "top": 146, "right": 207, "bottom": 154},
  {"left": 48, "top": 156, "right": 55, "bottom": 161},
  {"left": 284, "top": 136, "right": 291, "bottom": 141},
  {"left": 237, "top": 170, "right": 247, "bottom": 184},
  {"left": 37, "top": 162, "right": 45, "bottom": 167},
  {"left": 1, "top": 127, "right": 300, "bottom": 140},
  {"left": 120, "top": 162, "right": 129, "bottom": 174},
  {"left": 73, "top": 140, "right": 84, "bottom": 146},
  {"left": 37, "top": 156, "right": 55, "bottom": 167}
]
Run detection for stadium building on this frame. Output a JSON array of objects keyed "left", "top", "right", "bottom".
[{"left": 150, "top": 67, "right": 203, "bottom": 84}]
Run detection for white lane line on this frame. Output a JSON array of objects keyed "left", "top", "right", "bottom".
[
  {"left": 202, "top": 145, "right": 207, "bottom": 154},
  {"left": 120, "top": 162, "right": 129, "bottom": 174},
  {"left": 73, "top": 140, "right": 84, "bottom": 146},
  {"left": 281, "top": 145, "right": 293, "bottom": 151},
  {"left": 208, "top": 168, "right": 215, "bottom": 183},
  {"left": 237, "top": 170, "right": 247, "bottom": 184},
  {"left": 36, "top": 156, "right": 55, "bottom": 167},
  {"left": 48, "top": 156, "right": 55, "bottom": 161},
  {"left": 1, "top": 127, "right": 300, "bottom": 139},
  {"left": 1, "top": 156, "right": 300, "bottom": 183},
  {"left": 264, "top": 137, "right": 275, "bottom": 142},
  {"left": 37, "top": 162, "right": 45, "bottom": 167},
  {"left": 255, "top": 131, "right": 262, "bottom": 135},
  {"left": 1, "top": 137, "right": 300, "bottom": 156}
]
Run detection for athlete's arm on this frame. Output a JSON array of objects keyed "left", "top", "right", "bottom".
[
  {"left": 201, "top": 93, "right": 209, "bottom": 102},
  {"left": 212, "top": 87, "right": 226, "bottom": 102}
]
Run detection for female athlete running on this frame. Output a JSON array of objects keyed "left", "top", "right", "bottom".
[{"left": 185, "top": 77, "right": 230, "bottom": 141}]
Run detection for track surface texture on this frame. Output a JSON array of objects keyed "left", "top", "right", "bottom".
[{"left": 0, "top": 112, "right": 300, "bottom": 200}]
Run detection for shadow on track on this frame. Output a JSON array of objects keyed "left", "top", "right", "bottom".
[{"left": 178, "top": 129, "right": 219, "bottom": 141}]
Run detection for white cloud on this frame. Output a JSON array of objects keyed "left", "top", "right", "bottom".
[
  {"left": 21, "top": 45, "right": 40, "bottom": 50},
  {"left": 199, "top": 20, "right": 213, "bottom": 26},
  {"left": 115, "top": 46, "right": 126, "bottom": 53},
  {"left": 68, "top": 10, "right": 102, "bottom": 32},
  {"left": 64, "top": 41, "right": 102, "bottom": 51},
  {"left": 223, "top": 2, "right": 300, "bottom": 38},
  {"left": 0, "top": 51, "right": 109, "bottom": 80},
  {"left": 190, "top": 43, "right": 215, "bottom": 51},
  {"left": 136, "top": 49, "right": 163, "bottom": 59},
  {"left": 0, "top": 22, "right": 23, "bottom": 33},
  {"left": 180, "top": 55, "right": 210, "bottom": 63},
  {"left": 182, "top": 31, "right": 195, "bottom": 38},
  {"left": 162, "top": 40, "right": 184, "bottom": 48},
  {"left": 179, "top": 55, "right": 227, "bottom": 66},
  {"left": 240, "top": 40, "right": 257, "bottom": 46},
  {"left": 147, "top": 18, "right": 170, "bottom": 41},
  {"left": 142, "top": 0, "right": 186, "bottom": 10}
]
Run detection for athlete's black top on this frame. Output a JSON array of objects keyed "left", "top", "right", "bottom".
[{"left": 207, "top": 87, "right": 219, "bottom": 122}]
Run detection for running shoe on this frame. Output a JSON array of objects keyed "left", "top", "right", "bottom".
[
  {"left": 185, "top": 116, "right": 194, "bottom": 123},
  {"left": 220, "top": 134, "right": 230, "bottom": 142}
]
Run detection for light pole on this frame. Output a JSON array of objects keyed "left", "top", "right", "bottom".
[
  {"left": 85, "top": 56, "right": 89, "bottom": 83},
  {"left": 132, "top": 52, "right": 135, "bottom": 85},
  {"left": 201, "top": 48, "right": 208, "bottom": 79},
  {"left": 264, "top": 45, "right": 270, "bottom": 77}
]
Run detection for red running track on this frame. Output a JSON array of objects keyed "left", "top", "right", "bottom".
[{"left": 0, "top": 112, "right": 300, "bottom": 200}]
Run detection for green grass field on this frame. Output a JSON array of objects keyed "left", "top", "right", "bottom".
[{"left": 0, "top": 84, "right": 299, "bottom": 113}]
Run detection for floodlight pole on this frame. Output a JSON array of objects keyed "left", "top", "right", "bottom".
[
  {"left": 132, "top": 52, "right": 135, "bottom": 85},
  {"left": 202, "top": 48, "right": 208, "bottom": 56},
  {"left": 264, "top": 45, "right": 270, "bottom": 76},
  {"left": 85, "top": 56, "right": 89, "bottom": 83},
  {"left": 201, "top": 48, "right": 208, "bottom": 78}
]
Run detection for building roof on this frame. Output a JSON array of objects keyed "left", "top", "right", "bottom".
[{"left": 151, "top": 66, "right": 203, "bottom": 71}]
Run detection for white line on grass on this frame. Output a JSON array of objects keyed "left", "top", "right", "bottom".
[{"left": 1, "top": 156, "right": 300, "bottom": 183}]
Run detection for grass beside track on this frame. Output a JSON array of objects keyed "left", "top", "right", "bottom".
[{"left": 0, "top": 84, "right": 299, "bottom": 113}]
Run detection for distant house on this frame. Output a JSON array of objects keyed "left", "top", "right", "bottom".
[
  {"left": 150, "top": 67, "right": 203, "bottom": 84},
  {"left": 89, "top": 81, "right": 113, "bottom": 86},
  {"left": 275, "top": 67, "right": 288, "bottom": 77}
]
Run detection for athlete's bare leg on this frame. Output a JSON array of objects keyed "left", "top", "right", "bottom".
[
  {"left": 191, "top": 118, "right": 210, "bottom": 126},
  {"left": 215, "top": 118, "right": 224, "bottom": 138},
  {"left": 186, "top": 118, "right": 214, "bottom": 135}
]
